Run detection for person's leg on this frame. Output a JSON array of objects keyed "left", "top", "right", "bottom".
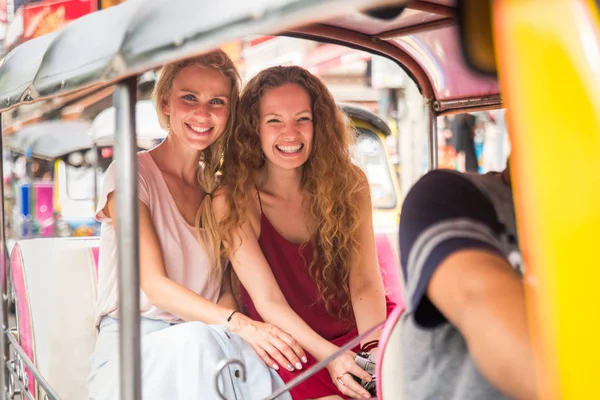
[
  {"left": 88, "top": 317, "right": 172, "bottom": 400},
  {"left": 88, "top": 317, "right": 120, "bottom": 400},
  {"left": 210, "top": 324, "right": 292, "bottom": 400},
  {"left": 90, "top": 319, "right": 290, "bottom": 400},
  {"left": 136, "top": 321, "right": 230, "bottom": 399}
]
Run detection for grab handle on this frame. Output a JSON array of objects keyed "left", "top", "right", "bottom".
[{"left": 214, "top": 358, "right": 247, "bottom": 400}]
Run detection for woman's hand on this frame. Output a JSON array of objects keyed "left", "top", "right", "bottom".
[
  {"left": 229, "top": 312, "right": 307, "bottom": 372},
  {"left": 327, "top": 351, "right": 373, "bottom": 399}
]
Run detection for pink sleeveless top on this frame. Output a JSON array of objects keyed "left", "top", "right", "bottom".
[
  {"left": 94, "top": 151, "right": 220, "bottom": 325},
  {"left": 240, "top": 212, "right": 357, "bottom": 399}
]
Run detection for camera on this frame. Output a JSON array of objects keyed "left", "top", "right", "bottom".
[{"left": 353, "top": 352, "right": 377, "bottom": 397}]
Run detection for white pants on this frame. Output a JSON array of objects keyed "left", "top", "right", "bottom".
[{"left": 88, "top": 317, "right": 290, "bottom": 400}]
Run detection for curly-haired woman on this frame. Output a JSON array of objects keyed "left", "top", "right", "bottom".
[{"left": 213, "top": 65, "right": 392, "bottom": 399}]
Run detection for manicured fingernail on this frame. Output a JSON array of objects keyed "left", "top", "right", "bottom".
[
  {"left": 295, "top": 362, "right": 303, "bottom": 370},
  {"left": 287, "top": 364, "right": 294, "bottom": 371},
  {"left": 301, "top": 356, "right": 308, "bottom": 363},
  {"left": 272, "top": 364, "right": 279, "bottom": 370},
  {"left": 363, "top": 394, "right": 370, "bottom": 399}
]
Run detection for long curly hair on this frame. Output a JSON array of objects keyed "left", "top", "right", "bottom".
[
  {"left": 220, "top": 65, "right": 364, "bottom": 321},
  {"left": 152, "top": 50, "right": 241, "bottom": 281}
]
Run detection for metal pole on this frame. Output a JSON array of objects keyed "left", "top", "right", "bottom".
[
  {"left": 93, "top": 143, "right": 98, "bottom": 209},
  {"left": 92, "top": 143, "right": 99, "bottom": 237},
  {"left": 432, "top": 94, "right": 502, "bottom": 113},
  {"left": 24, "top": 150, "right": 33, "bottom": 239},
  {"left": 0, "top": 113, "right": 8, "bottom": 400},
  {"left": 427, "top": 104, "right": 438, "bottom": 170},
  {"left": 113, "top": 77, "right": 141, "bottom": 400}
]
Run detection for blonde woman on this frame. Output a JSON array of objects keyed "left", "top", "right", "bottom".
[{"left": 88, "top": 52, "right": 302, "bottom": 400}]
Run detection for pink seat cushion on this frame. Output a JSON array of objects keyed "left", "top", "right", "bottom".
[
  {"left": 375, "top": 234, "right": 404, "bottom": 311},
  {"left": 9, "top": 237, "right": 100, "bottom": 398},
  {"left": 92, "top": 247, "right": 100, "bottom": 277},
  {"left": 374, "top": 234, "right": 404, "bottom": 399},
  {"left": 10, "top": 243, "right": 36, "bottom": 394}
]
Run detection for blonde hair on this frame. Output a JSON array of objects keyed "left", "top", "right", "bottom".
[
  {"left": 220, "top": 65, "right": 364, "bottom": 321},
  {"left": 151, "top": 50, "right": 241, "bottom": 279}
]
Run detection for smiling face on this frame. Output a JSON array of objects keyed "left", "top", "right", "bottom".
[
  {"left": 259, "top": 83, "right": 314, "bottom": 170},
  {"left": 162, "top": 64, "right": 232, "bottom": 151}
]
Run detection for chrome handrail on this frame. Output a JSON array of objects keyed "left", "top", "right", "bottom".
[
  {"left": 210, "top": 322, "right": 385, "bottom": 400},
  {"left": 427, "top": 102, "right": 439, "bottom": 171},
  {"left": 264, "top": 321, "right": 384, "bottom": 400}
]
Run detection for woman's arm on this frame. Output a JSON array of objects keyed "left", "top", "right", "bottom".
[
  {"left": 213, "top": 191, "right": 373, "bottom": 398},
  {"left": 220, "top": 205, "right": 337, "bottom": 360},
  {"left": 349, "top": 177, "right": 387, "bottom": 346},
  {"left": 106, "top": 193, "right": 233, "bottom": 324},
  {"left": 105, "top": 192, "right": 305, "bottom": 370},
  {"left": 428, "top": 250, "right": 537, "bottom": 400}
]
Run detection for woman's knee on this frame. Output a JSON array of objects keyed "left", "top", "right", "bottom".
[
  {"left": 172, "top": 321, "right": 214, "bottom": 339},
  {"left": 169, "top": 322, "right": 223, "bottom": 353}
]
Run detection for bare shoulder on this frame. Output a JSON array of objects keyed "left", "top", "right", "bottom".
[
  {"left": 212, "top": 185, "right": 230, "bottom": 201},
  {"left": 211, "top": 185, "right": 261, "bottom": 232},
  {"left": 211, "top": 185, "right": 230, "bottom": 219},
  {"left": 352, "top": 166, "right": 372, "bottom": 205}
]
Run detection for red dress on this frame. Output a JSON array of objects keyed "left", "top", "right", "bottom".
[{"left": 240, "top": 212, "right": 395, "bottom": 399}]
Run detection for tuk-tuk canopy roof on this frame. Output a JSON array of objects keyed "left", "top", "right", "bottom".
[
  {"left": 6, "top": 120, "right": 93, "bottom": 160},
  {"left": 0, "top": 0, "right": 500, "bottom": 114},
  {"left": 318, "top": 0, "right": 499, "bottom": 105}
]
